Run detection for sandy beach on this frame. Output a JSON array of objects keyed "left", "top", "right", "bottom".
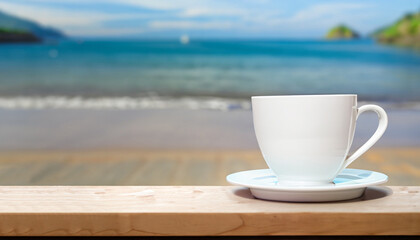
[
  {"left": 0, "top": 107, "right": 419, "bottom": 186},
  {"left": 0, "top": 148, "right": 418, "bottom": 186},
  {"left": 0, "top": 107, "right": 419, "bottom": 150}
]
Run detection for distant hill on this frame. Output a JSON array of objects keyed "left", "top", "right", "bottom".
[
  {"left": 373, "top": 11, "right": 420, "bottom": 48},
  {"left": 325, "top": 25, "right": 360, "bottom": 40},
  {"left": 0, "top": 9, "right": 64, "bottom": 41}
]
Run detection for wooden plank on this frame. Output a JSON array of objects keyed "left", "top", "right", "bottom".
[{"left": 0, "top": 186, "right": 418, "bottom": 236}]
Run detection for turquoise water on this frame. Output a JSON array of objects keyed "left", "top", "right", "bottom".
[{"left": 0, "top": 39, "right": 420, "bottom": 104}]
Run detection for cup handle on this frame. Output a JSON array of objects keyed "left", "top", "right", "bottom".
[{"left": 341, "top": 104, "right": 388, "bottom": 170}]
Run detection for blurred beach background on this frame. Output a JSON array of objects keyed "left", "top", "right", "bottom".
[{"left": 0, "top": 0, "right": 419, "bottom": 186}]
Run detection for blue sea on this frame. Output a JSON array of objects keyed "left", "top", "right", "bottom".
[{"left": 0, "top": 39, "right": 420, "bottom": 110}]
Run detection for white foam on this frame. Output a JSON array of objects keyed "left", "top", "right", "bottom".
[
  {"left": 0, "top": 97, "right": 418, "bottom": 111},
  {"left": 0, "top": 96, "right": 251, "bottom": 111}
]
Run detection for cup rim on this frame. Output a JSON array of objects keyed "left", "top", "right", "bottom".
[{"left": 251, "top": 94, "right": 357, "bottom": 99}]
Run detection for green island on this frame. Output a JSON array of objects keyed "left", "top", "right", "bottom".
[
  {"left": 373, "top": 11, "right": 420, "bottom": 48},
  {"left": 325, "top": 25, "right": 360, "bottom": 40},
  {"left": 0, "top": 27, "right": 40, "bottom": 43}
]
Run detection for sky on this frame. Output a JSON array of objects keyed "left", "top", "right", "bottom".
[{"left": 0, "top": 0, "right": 419, "bottom": 39}]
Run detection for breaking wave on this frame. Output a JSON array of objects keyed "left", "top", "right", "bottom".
[{"left": 0, "top": 96, "right": 252, "bottom": 111}]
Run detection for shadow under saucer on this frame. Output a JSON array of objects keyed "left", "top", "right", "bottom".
[
  {"left": 346, "top": 186, "right": 393, "bottom": 202},
  {"left": 232, "top": 186, "right": 393, "bottom": 203}
]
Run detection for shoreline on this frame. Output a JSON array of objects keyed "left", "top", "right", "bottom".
[{"left": 1, "top": 96, "right": 420, "bottom": 111}]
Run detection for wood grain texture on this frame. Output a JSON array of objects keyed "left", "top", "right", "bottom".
[{"left": 0, "top": 186, "right": 419, "bottom": 236}]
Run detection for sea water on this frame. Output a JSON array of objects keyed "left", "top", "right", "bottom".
[{"left": 0, "top": 39, "right": 419, "bottom": 110}]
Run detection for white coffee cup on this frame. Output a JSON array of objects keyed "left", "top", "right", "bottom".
[{"left": 252, "top": 94, "right": 388, "bottom": 186}]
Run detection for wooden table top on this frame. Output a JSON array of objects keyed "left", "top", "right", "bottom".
[{"left": 0, "top": 186, "right": 419, "bottom": 236}]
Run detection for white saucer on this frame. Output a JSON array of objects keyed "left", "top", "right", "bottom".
[{"left": 226, "top": 168, "right": 388, "bottom": 202}]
